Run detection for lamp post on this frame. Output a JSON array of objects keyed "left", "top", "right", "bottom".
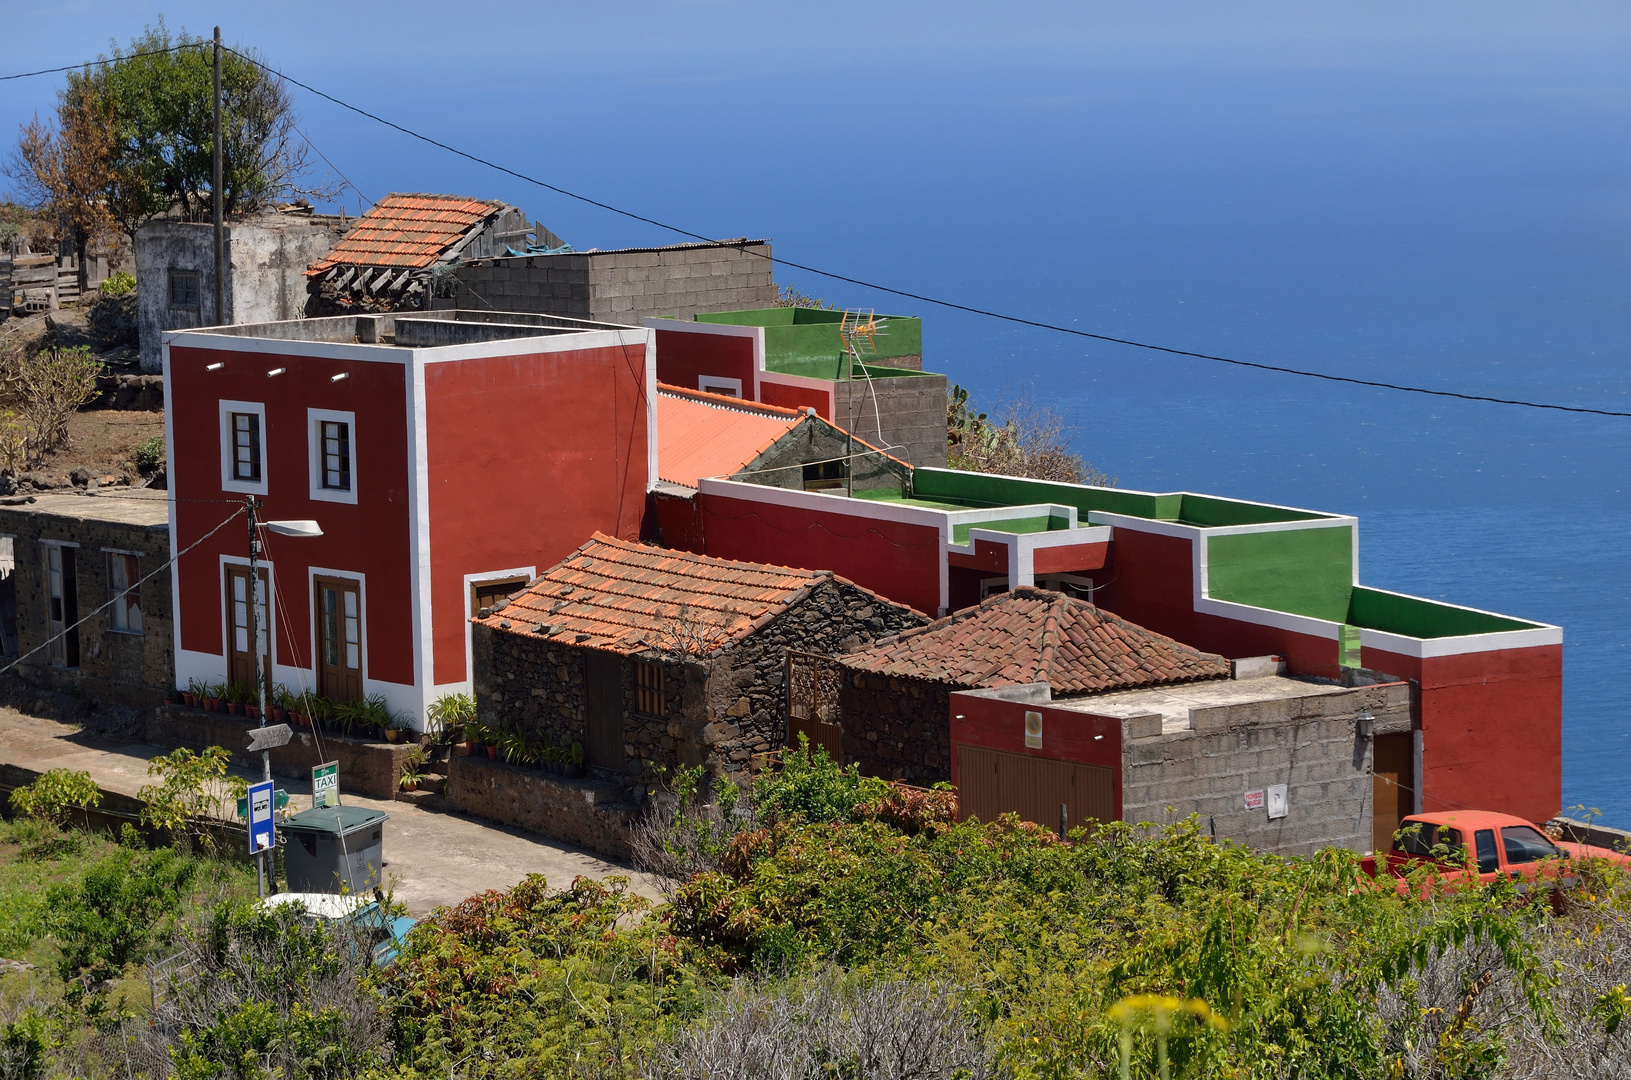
[
  {"left": 244, "top": 496, "right": 322, "bottom": 895},
  {"left": 1356, "top": 708, "right": 1376, "bottom": 740}
]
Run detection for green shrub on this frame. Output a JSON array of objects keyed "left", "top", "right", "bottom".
[
  {"left": 47, "top": 844, "right": 200, "bottom": 982},
  {"left": 751, "top": 737, "right": 887, "bottom": 826},
  {"left": 131, "top": 434, "right": 164, "bottom": 473},
  {"left": 8, "top": 769, "right": 100, "bottom": 829},
  {"left": 97, "top": 272, "right": 136, "bottom": 297},
  {"left": 138, "top": 747, "right": 245, "bottom": 848}
]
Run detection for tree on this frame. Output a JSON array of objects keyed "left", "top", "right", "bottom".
[{"left": 6, "top": 20, "right": 320, "bottom": 275}]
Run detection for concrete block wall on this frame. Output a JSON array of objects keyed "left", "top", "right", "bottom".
[
  {"left": 1119, "top": 682, "right": 1412, "bottom": 857},
  {"left": 0, "top": 505, "right": 173, "bottom": 706},
  {"left": 456, "top": 241, "right": 777, "bottom": 325},
  {"left": 832, "top": 373, "right": 948, "bottom": 468}
]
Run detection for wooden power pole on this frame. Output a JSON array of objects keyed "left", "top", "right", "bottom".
[{"left": 212, "top": 26, "right": 225, "bottom": 326}]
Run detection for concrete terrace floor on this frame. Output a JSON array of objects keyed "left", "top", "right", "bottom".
[{"left": 0, "top": 709, "right": 658, "bottom": 915}]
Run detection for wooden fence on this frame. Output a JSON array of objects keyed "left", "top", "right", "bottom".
[{"left": 1, "top": 253, "right": 107, "bottom": 318}]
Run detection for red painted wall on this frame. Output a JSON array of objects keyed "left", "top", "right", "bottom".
[
  {"left": 426, "top": 343, "right": 650, "bottom": 684},
  {"left": 1033, "top": 541, "right": 1109, "bottom": 576},
  {"left": 1364, "top": 643, "right": 1562, "bottom": 824},
  {"left": 653, "top": 328, "right": 755, "bottom": 398},
  {"left": 948, "top": 692, "right": 1124, "bottom": 814},
  {"left": 697, "top": 492, "right": 941, "bottom": 616},
  {"left": 647, "top": 490, "right": 705, "bottom": 552},
  {"left": 758, "top": 375, "right": 833, "bottom": 419},
  {"left": 946, "top": 539, "right": 1009, "bottom": 575},
  {"left": 169, "top": 344, "right": 414, "bottom": 683}
]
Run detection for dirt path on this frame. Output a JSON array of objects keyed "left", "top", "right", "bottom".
[{"left": 0, "top": 709, "right": 659, "bottom": 914}]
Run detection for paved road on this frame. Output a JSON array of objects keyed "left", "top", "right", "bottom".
[{"left": 0, "top": 710, "right": 658, "bottom": 915}]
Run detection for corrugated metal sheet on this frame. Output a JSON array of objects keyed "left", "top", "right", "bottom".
[
  {"left": 656, "top": 384, "right": 802, "bottom": 489},
  {"left": 955, "top": 744, "right": 1116, "bottom": 836}
]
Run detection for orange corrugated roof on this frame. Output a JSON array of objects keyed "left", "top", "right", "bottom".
[
  {"left": 472, "top": 533, "right": 833, "bottom": 656},
  {"left": 657, "top": 383, "right": 803, "bottom": 489},
  {"left": 838, "top": 587, "right": 1231, "bottom": 694},
  {"left": 307, "top": 193, "right": 507, "bottom": 275}
]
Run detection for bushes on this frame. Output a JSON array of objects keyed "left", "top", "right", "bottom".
[
  {"left": 8, "top": 769, "right": 100, "bottom": 830},
  {"left": 46, "top": 842, "right": 200, "bottom": 983},
  {"left": 86, "top": 292, "right": 137, "bottom": 346},
  {"left": 131, "top": 433, "right": 163, "bottom": 473}
]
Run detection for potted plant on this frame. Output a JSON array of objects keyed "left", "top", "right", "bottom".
[
  {"left": 184, "top": 678, "right": 205, "bottom": 708},
  {"left": 565, "top": 741, "right": 585, "bottom": 779},
  {"left": 384, "top": 716, "right": 404, "bottom": 743},
  {"left": 164, "top": 686, "right": 181, "bottom": 707},
  {"left": 204, "top": 681, "right": 225, "bottom": 712},
  {"left": 399, "top": 763, "right": 424, "bottom": 792},
  {"left": 427, "top": 692, "right": 474, "bottom": 750}
]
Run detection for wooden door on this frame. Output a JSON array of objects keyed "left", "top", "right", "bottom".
[
  {"left": 1372, "top": 733, "right": 1415, "bottom": 854},
  {"left": 225, "top": 566, "right": 270, "bottom": 693},
  {"left": 314, "top": 576, "right": 363, "bottom": 703},
  {"left": 955, "top": 744, "right": 1116, "bottom": 837},
  {"left": 45, "top": 544, "right": 77, "bottom": 667},
  {"left": 584, "top": 650, "right": 625, "bottom": 771}
]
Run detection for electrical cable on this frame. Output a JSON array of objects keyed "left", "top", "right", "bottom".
[
  {"left": 0, "top": 504, "right": 243, "bottom": 678},
  {"left": 0, "top": 44, "right": 191, "bottom": 82},
  {"left": 219, "top": 46, "right": 1631, "bottom": 421}
]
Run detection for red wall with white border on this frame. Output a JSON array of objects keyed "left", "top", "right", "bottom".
[
  {"left": 653, "top": 327, "right": 755, "bottom": 399},
  {"left": 425, "top": 342, "right": 651, "bottom": 684}
]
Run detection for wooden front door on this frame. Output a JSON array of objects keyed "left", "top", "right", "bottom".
[
  {"left": 45, "top": 544, "right": 77, "bottom": 667},
  {"left": 314, "top": 576, "right": 363, "bottom": 703},
  {"left": 584, "top": 650, "right": 625, "bottom": 771},
  {"left": 225, "top": 565, "right": 269, "bottom": 693},
  {"left": 1373, "top": 733, "right": 1415, "bottom": 854},
  {"left": 955, "top": 744, "right": 1117, "bottom": 838}
]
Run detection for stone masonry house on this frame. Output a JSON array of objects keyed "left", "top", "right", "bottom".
[
  {"left": 831, "top": 586, "right": 1232, "bottom": 783},
  {"left": 470, "top": 533, "right": 927, "bottom": 803},
  {"left": 0, "top": 491, "right": 173, "bottom": 705}
]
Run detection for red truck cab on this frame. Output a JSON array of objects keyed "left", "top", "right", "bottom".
[{"left": 1360, "top": 811, "right": 1631, "bottom": 894}]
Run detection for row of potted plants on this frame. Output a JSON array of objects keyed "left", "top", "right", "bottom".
[
  {"left": 175, "top": 680, "right": 418, "bottom": 743},
  {"left": 461, "top": 719, "right": 587, "bottom": 778}
]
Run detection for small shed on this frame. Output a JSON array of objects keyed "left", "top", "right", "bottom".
[
  {"left": 470, "top": 533, "right": 928, "bottom": 799},
  {"left": 833, "top": 586, "right": 1232, "bottom": 783}
]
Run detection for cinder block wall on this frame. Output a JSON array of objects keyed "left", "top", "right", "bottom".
[
  {"left": 833, "top": 374, "right": 948, "bottom": 468},
  {"left": 0, "top": 507, "right": 174, "bottom": 706},
  {"left": 456, "top": 241, "right": 777, "bottom": 324},
  {"left": 1119, "top": 682, "right": 1412, "bottom": 857}
]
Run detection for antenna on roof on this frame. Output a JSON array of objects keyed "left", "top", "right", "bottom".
[{"left": 838, "top": 310, "right": 889, "bottom": 497}]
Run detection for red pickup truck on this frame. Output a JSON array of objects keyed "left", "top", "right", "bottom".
[{"left": 1360, "top": 811, "right": 1631, "bottom": 895}]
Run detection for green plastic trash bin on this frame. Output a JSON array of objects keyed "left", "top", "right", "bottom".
[{"left": 280, "top": 805, "right": 389, "bottom": 893}]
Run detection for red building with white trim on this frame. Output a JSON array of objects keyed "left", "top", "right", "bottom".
[{"left": 163, "top": 311, "right": 655, "bottom": 722}]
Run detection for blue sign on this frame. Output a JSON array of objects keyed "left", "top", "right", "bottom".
[{"left": 247, "top": 780, "right": 275, "bottom": 854}]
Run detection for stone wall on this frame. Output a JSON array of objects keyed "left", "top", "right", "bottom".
[
  {"left": 735, "top": 416, "right": 911, "bottom": 494},
  {"left": 473, "top": 577, "right": 928, "bottom": 803},
  {"left": 446, "top": 755, "right": 637, "bottom": 859},
  {"left": 832, "top": 374, "right": 948, "bottom": 468},
  {"left": 1119, "top": 682, "right": 1413, "bottom": 857},
  {"left": 147, "top": 707, "right": 416, "bottom": 800},
  {"left": 456, "top": 241, "right": 776, "bottom": 325},
  {"left": 135, "top": 214, "right": 346, "bottom": 373},
  {"left": 839, "top": 672, "right": 954, "bottom": 784},
  {"left": 0, "top": 500, "right": 173, "bottom": 706}
]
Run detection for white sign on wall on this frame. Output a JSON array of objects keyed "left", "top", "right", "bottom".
[
  {"left": 1266, "top": 784, "right": 1289, "bottom": 820},
  {"left": 1024, "top": 710, "right": 1043, "bottom": 749},
  {"left": 1244, "top": 789, "right": 1265, "bottom": 811}
]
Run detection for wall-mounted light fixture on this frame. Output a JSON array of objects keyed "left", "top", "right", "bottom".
[
  {"left": 330, "top": 372, "right": 349, "bottom": 383},
  {"left": 205, "top": 362, "right": 225, "bottom": 371},
  {"left": 1356, "top": 708, "right": 1376, "bottom": 739},
  {"left": 266, "top": 367, "right": 286, "bottom": 378}
]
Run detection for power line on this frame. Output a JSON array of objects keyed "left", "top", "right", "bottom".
[
  {"left": 9, "top": 46, "right": 1628, "bottom": 420},
  {"left": 0, "top": 44, "right": 192, "bottom": 83}
]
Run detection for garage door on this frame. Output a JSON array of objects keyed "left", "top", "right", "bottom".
[{"left": 955, "top": 744, "right": 1116, "bottom": 837}]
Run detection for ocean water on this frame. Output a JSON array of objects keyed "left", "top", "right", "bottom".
[{"left": 6, "top": 3, "right": 1628, "bottom": 818}]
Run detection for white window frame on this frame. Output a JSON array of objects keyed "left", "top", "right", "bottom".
[
  {"left": 219, "top": 399, "right": 268, "bottom": 496},
  {"left": 462, "top": 566, "right": 535, "bottom": 687},
  {"left": 307, "top": 408, "right": 358, "bottom": 505},
  {"left": 697, "top": 376, "right": 744, "bottom": 398},
  {"left": 104, "top": 549, "right": 143, "bottom": 635}
]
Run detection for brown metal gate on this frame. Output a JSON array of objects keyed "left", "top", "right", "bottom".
[
  {"left": 955, "top": 744, "right": 1116, "bottom": 837},
  {"left": 785, "top": 650, "right": 843, "bottom": 761}
]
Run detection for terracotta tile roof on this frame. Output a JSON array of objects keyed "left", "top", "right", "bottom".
[
  {"left": 657, "top": 384, "right": 803, "bottom": 489},
  {"left": 838, "top": 586, "right": 1230, "bottom": 694},
  {"left": 307, "top": 193, "right": 507, "bottom": 275},
  {"left": 473, "top": 533, "right": 854, "bottom": 656}
]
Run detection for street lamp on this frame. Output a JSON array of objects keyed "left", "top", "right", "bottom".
[
  {"left": 1355, "top": 708, "right": 1376, "bottom": 740},
  {"left": 244, "top": 497, "right": 323, "bottom": 896}
]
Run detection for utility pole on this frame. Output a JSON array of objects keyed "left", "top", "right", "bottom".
[
  {"left": 247, "top": 495, "right": 270, "bottom": 895},
  {"left": 212, "top": 26, "right": 225, "bottom": 327}
]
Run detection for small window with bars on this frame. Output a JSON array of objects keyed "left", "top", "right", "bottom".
[
  {"left": 107, "top": 552, "right": 142, "bottom": 634},
  {"left": 168, "top": 270, "right": 200, "bottom": 310},
  {"left": 320, "top": 420, "right": 350, "bottom": 491},
  {"left": 633, "top": 660, "right": 666, "bottom": 718},
  {"left": 231, "top": 412, "right": 261, "bottom": 483}
]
